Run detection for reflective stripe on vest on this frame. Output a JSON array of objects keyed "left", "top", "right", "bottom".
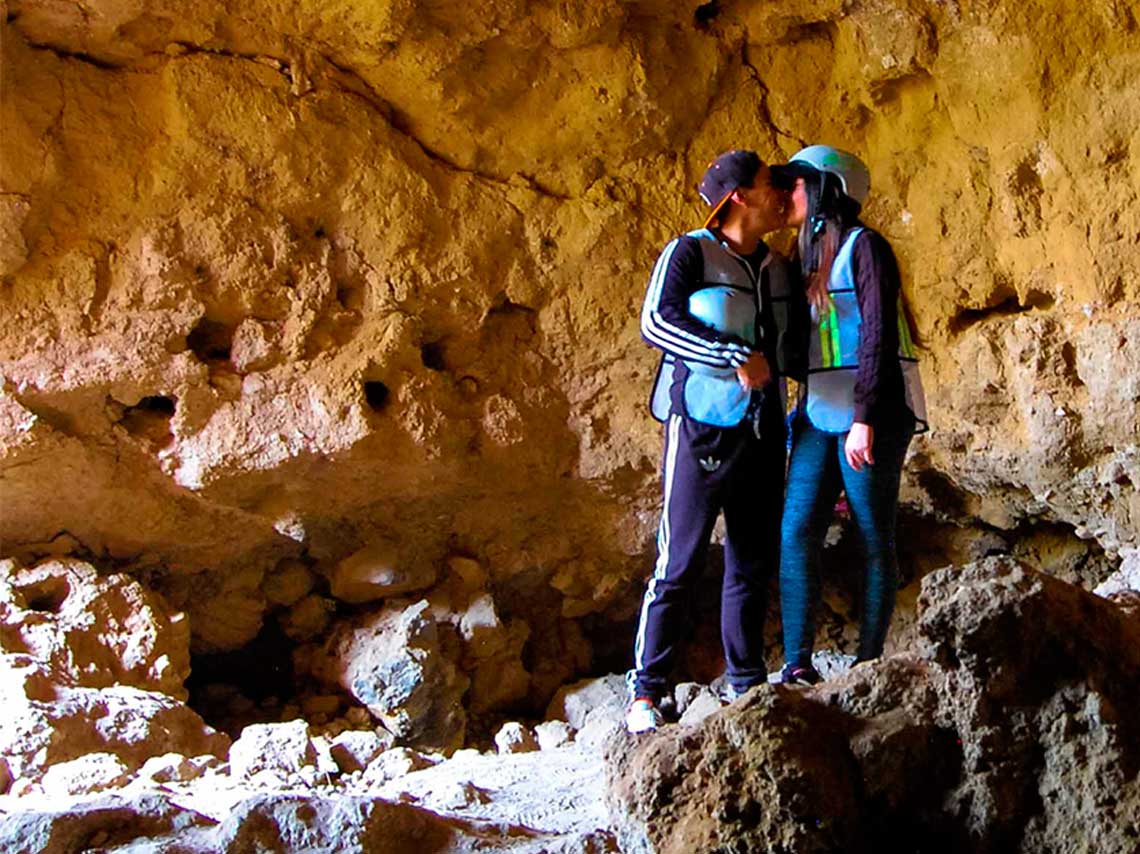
[{"left": 805, "top": 228, "right": 928, "bottom": 432}]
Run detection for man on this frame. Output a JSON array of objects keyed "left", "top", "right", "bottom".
[{"left": 628, "top": 149, "right": 795, "bottom": 733}]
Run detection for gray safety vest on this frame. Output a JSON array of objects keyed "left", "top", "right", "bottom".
[
  {"left": 805, "top": 228, "right": 928, "bottom": 432},
  {"left": 649, "top": 229, "right": 791, "bottom": 425}
]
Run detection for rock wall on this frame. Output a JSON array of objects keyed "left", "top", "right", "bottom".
[{"left": 2, "top": 0, "right": 1138, "bottom": 668}]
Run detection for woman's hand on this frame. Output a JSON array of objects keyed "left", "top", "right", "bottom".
[{"left": 845, "top": 422, "right": 875, "bottom": 471}]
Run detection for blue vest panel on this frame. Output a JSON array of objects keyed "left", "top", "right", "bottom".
[
  {"left": 682, "top": 231, "right": 758, "bottom": 427},
  {"left": 805, "top": 228, "right": 928, "bottom": 433}
]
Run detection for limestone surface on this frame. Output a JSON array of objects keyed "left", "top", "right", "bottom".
[
  {"left": 1, "top": 0, "right": 1136, "bottom": 669},
  {"left": 1, "top": 1, "right": 1139, "bottom": 846}
]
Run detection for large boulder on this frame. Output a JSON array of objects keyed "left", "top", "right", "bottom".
[
  {"left": 916, "top": 557, "right": 1140, "bottom": 851},
  {"left": 0, "top": 794, "right": 216, "bottom": 854},
  {"left": 39, "top": 752, "right": 132, "bottom": 797},
  {"left": 546, "top": 673, "right": 627, "bottom": 746},
  {"left": 607, "top": 687, "right": 862, "bottom": 854},
  {"left": 0, "top": 558, "right": 190, "bottom": 698},
  {"left": 608, "top": 557, "right": 1140, "bottom": 853},
  {"left": 228, "top": 720, "right": 317, "bottom": 780},
  {"left": 0, "top": 559, "right": 228, "bottom": 790},
  {"left": 0, "top": 654, "right": 228, "bottom": 787},
  {"left": 305, "top": 600, "right": 468, "bottom": 752}
]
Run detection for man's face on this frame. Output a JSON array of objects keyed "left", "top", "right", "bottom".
[{"left": 734, "top": 164, "right": 790, "bottom": 234}]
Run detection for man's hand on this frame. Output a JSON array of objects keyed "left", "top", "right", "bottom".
[
  {"left": 845, "top": 422, "right": 875, "bottom": 471},
  {"left": 736, "top": 352, "right": 771, "bottom": 390}
]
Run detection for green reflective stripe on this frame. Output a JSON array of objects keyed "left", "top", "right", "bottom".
[
  {"left": 897, "top": 296, "right": 916, "bottom": 359},
  {"left": 828, "top": 303, "right": 841, "bottom": 366},
  {"left": 899, "top": 318, "right": 915, "bottom": 358},
  {"left": 818, "top": 314, "right": 832, "bottom": 368}
]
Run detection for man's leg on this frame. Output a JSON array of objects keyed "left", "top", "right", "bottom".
[
  {"left": 838, "top": 416, "right": 915, "bottom": 661},
  {"left": 720, "top": 427, "right": 786, "bottom": 693},
  {"left": 630, "top": 414, "right": 720, "bottom": 701},
  {"left": 779, "top": 417, "right": 843, "bottom": 669}
]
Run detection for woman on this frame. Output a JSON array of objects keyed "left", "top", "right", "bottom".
[{"left": 771, "top": 145, "right": 927, "bottom": 685}]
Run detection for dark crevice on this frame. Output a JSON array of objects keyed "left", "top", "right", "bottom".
[
  {"left": 335, "top": 282, "right": 363, "bottom": 311},
  {"left": 949, "top": 291, "right": 1055, "bottom": 335},
  {"left": 740, "top": 43, "right": 807, "bottom": 148},
  {"left": 167, "top": 41, "right": 296, "bottom": 85},
  {"left": 778, "top": 20, "right": 837, "bottom": 46},
  {"left": 1061, "top": 342, "right": 1082, "bottom": 386},
  {"left": 484, "top": 296, "right": 538, "bottom": 342},
  {"left": 187, "top": 317, "right": 237, "bottom": 363},
  {"left": 127, "top": 395, "right": 175, "bottom": 416},
  {"left": 16, "top": 576, "right": 71, "bottom": 613},
  {"left": 913, "top": 468, "right": 969, "bottom": 518},
  {"left": 117, "top": 395, "right": 177, "bottom": 448},
  {"left": 22, "top": 40, "right": 124, "bottom": 70},
  {"left": 420, "top": 341, "right": 447, "bottom": 372},
  {"left": 186, "top": 619, "right": 298, "bottom": 737},
  {"left": 694, "top": 2, "right": 720, "bottom": 28},
  {"left": 363, "top": 380, "right": 390, "bottom": 412}
]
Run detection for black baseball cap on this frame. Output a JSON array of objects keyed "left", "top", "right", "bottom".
[
  {"left": 769, "top": 161, "right": 817, "bottom": 190},
  {"left": 698, "top": 150, "right": 762, "bottom": 228}
]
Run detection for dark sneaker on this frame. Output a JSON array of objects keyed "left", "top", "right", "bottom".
[{"left": 778, "top": 663, "right": 822, "bottom": 686}]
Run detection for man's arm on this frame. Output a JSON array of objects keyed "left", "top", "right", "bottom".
[{"left": 640, "top": 237, "right": 754, "bottom": 371}]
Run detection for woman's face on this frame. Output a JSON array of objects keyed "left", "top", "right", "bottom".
[{"left": 788, "top": 178, "right": 808, "bottom": 227}]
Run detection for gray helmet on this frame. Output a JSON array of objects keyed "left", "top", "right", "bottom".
[{"left": 788, "top": 145, "right": 870, "bottom": 205}]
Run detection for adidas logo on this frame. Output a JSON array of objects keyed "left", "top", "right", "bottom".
[{"left": 699, "top": 456, "right": 721, "bottom": 472}]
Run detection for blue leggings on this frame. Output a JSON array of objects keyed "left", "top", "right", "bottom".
[{"left": 779, "top": 413, "right": 914, "bottom": 666}]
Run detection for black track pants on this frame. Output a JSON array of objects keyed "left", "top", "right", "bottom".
[{"left": 630, "top": 413, "right": 785, "bottom": 699}]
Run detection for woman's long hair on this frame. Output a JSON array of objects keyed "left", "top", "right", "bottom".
[
  {"left": 797, "top": 170, "right": 862, "bottom": 314},
  {"left": 796, "top": 170, "right": 923, "bottom": 347}
]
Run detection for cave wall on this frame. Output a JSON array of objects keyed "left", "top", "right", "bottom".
[{"left": 1, "top": 0, "right": 1138, "bottom": 660}]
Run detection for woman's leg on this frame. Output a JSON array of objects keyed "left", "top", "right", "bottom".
[
  {"left": 779, "top": 418, "right": 843, "bottom": 668},
  {"left": 838, "top": 416, "right": 915, "bottom": 661}
]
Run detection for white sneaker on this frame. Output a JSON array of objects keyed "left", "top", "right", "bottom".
[{"left": 625, "top": 698, "right": 664, "bottom": 734}]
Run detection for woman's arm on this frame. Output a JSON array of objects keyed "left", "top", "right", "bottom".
[{"left": 851, "top": 230, "right": 903, "bottom": 427}]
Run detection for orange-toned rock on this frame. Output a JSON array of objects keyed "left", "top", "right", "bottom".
[
  {"left": 0, "top": 558, "right": 189, "bottom": 698},
  {"left": 0, "top": 655, "right": 228, "bottom": 786},
  {"left": 330, "top": 543, "right": 437, "bottom": 604}
]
